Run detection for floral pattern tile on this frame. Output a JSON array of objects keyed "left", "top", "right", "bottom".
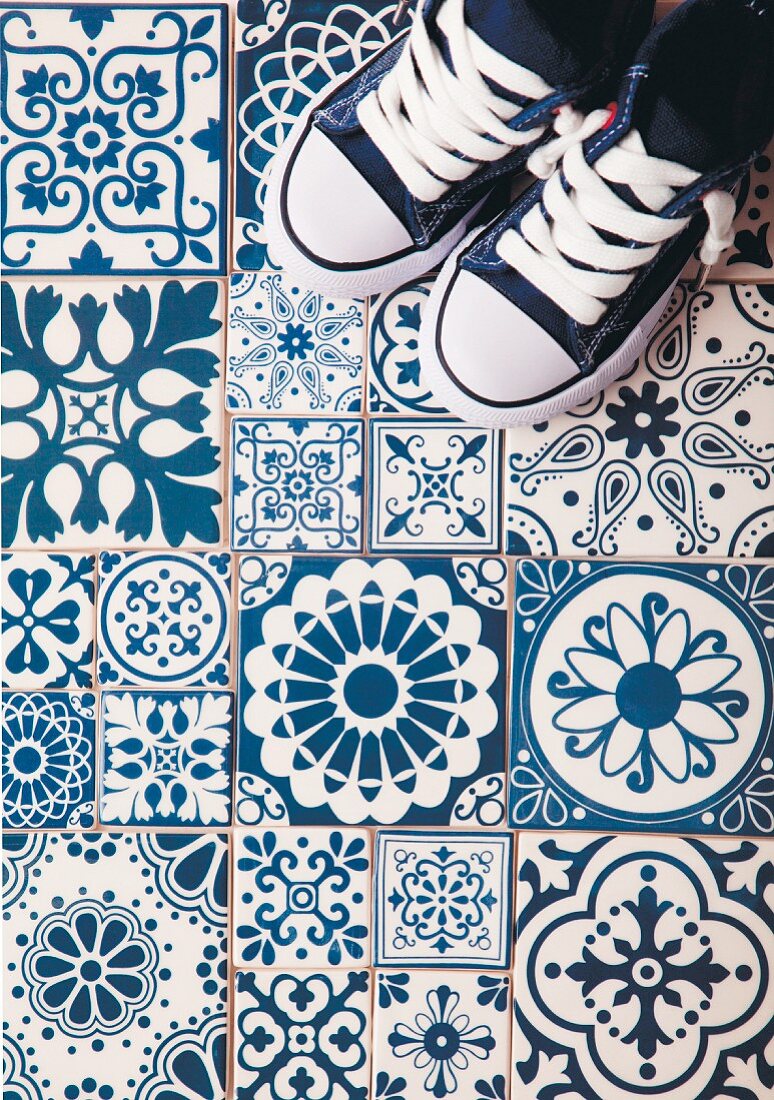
[
  {"left": 100, "top": 691, "right": 233, "bottom": 826},
  {"left": 2, "top": 830, "right": 228, "bottom": 1099},
  {"left": 230, "top": 417, "right": 364, "bottom": 551},
  {"left": 97, "top": 551, "right": 231, "bottom": 688},
  {"left": 227, "top": 272, "right": 365, "bottom": 413},
  {"left": 2, "top": 552, "right": 95, "bottom": 688},
  {"left": 1, "top": 4, "right": 228, "bottom": 274},
  {"left": 2, "top": 279, "right": 225, "bottom": 548},
  {"left": 513, "top": 832, "right": 773, "bottom": 1099},
  {"left": 2, "top": 690, "right": 96, "bottom": 829},
  {"left": 233, "top": 968, "right": 371, "bottom": 1099},
  {"left": 233, "top": 827, "right": 370, "bottom": 967},
  {"left": 373, "top": 831, "right": 513, "bottom": 969},
  {"left": 505, "top": 283, "right": 774, "bottom": 557},
  {"left": 373, "top": 970, "right": 511, "bottom": 1100},
  {"left": 369, "top": 420, "right": 502, "bottom": 554},
  {"left": 236, "top": 554, "right": 507, "bottom": 827}
]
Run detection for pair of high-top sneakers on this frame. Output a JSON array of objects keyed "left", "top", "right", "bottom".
[{"left": 265, "top": 0, "right": 773, "bottom": 426}]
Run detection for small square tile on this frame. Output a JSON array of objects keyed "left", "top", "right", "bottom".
[
  {"left": 512, "top": 832, "right": 773, "bottom": 1099},
  {"left": 236, "top": 554, "right": 507, "bottom": 826},
  {"left": 505, "top": 282, "right": 774, "bottom": 558},
  {"left": 369, "top": 419, "right": 502, "bottom": 554},
  {"left": 97, "top": 551, "right": 231, "bottom": 687},
  {"left": 373, "top": 970, "right": 511, "bottom": 1099},
  {"left": 374, "top": 830, "right": 513, "bottom": 968},
  {"left": 509, "top": 559, "right": 773, "bottom": 836},
  {"left": 2, "top": 690, "right": 95, "bottom": 828},
  {"left": 368, "top": 275, "right": 449, "bottom": 415},
  {"left": 234, "top": 827, "right": 370, "bottom": 967},
  {"left": 2, "top": 552, "right": 95, "bottom": 687},
  {"left": 1, "top": 4, "right": 228, "bottom": 274},
  {"left": 2, "top": 279, "right": 225, "bottom": 548},
  {"left": 100, "top": 690, "right": 233, "bottom": 826},
  {"left": 230, "top": 417, "right": 364, "bottom": 552},
  {"left": 227, "top": 272, "right": 365, "bottom": 413},
  {"left": 234, "top": 969, "right": 371, "bottom": 1097}
]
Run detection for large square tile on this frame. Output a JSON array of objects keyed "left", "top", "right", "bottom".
[
  {"left": 513, "top": 833, "right": 773, "bottom": 1099},
  {"left": 2, "top": 279, "right": 225, "bottom": 548},
  {"left": 373, "top": 830, "right": 513, "bottom": 969},
  {"left": 236, "top": 554, "right": 507, "bottom": 827},
  {"left": 505, "top": 282, "right": 774, "bottom": 557},
  {"left": 509, "top": 559, "right": 773, "bottom": 837},
  {"left": 2, "top": 831, "right": 228, "bottom": 1099},
  {"left": 1, "top": 4, "right": 228, "bottom": 274}
]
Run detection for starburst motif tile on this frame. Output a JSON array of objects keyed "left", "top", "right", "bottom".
[
  {"left": 2, "top": 552, "right": 95, "bottom": 688},
  {"left": 369, "top": 420, "right": 502, "bottom": 554},
  {"left": 1, "top": 3, "right": 228, "bottom": 274},
  {"left": 233, "top": 827, "right": 370, "bottom": 967},
  {"left": 100, "top": 691, "right": 233, "bottom": 826},
  {"left": 512, "top": 832, "right": 773, "bottom": 1099},
  {"left": 227, "top": 272, "right": 365, "bottom": 413},
  {"left": 505, "top": 282, "right": 774, "bottom": 558},
  {"left": 373, "top": 831, "right": 513, "bottom": 968},
  {"left": 235, "top": 554, "right": 507, "bottom": 827},
  {"left": 2, "top": 279, "right": 225, "bottom": 548},
  {"left": 230, "top": 417, "right": 364, "bottom": 552},
  {"left": 2, "top": 830, "right": 228, "bottom": 1099}
]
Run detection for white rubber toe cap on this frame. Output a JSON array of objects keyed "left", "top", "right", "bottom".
[{"left": 283, "top": 126, "right": 414, "bottom": 266}]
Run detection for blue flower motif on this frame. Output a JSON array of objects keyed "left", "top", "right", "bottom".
[
  {"left": 2, "top": 564, "right": 85, "bottom": 683},
  {"left": 69, "top": 6, "right": 114, "bottom": 39},
  {"left": 58, "top": 106, "right": 125, "bottom": 174},
  {"left": 604, "top": 381, "right": 680, "bottom": 459},
  {"left": 277, "top": 322, "right": 314, "bottom": 361}
]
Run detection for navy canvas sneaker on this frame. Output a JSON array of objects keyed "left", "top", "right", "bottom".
[
  {"left": 265, "top": 0, "right": 655, "bottom": 295},
  {"left": 421, "top": 0, "right": 774, "bottom": 426}
]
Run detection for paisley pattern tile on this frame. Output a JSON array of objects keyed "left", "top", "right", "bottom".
[
  {"left": 230, "top": 417, "right": 364, "bottom": 552},
  {"left": 513, "top": 833, "right": 773, "bottom": 1099},
  {"left": 227, "top": 272, "right": 365, "bottom": 413},
  {"left": 2, "top": 691, "right": 96, "bottom": 828},
  {"left": 235, "top": 555, "right": 507, "bottom": 827},
  {"left": 233, "top": 827, "right": 370, "bottom": 967},
  {"left": 510, "top": 559, "right": 774, "bottom": 837},
  {"left": 1, "top": 4, "right": 228, "bottom": 274},
  {"left": 374, "top": 831, "right": 513, "bottom": 968},
  {"left": 100, "top": 691, "right": 233, "bottom": 826},
  {"left": 369, "top": 420, "right": 502, "bottom": 553},
  {"left": 97, "top": 551, "right": 231, "bottom": 688},
  {"left": 505, "top": 283, "right": 774, "bottom": 558},
  {"left": 2, "top": 552, "right": 95, "bottom": 688},
  {"left": 2, "top": 279, "right": 225, "bottom": 548}
]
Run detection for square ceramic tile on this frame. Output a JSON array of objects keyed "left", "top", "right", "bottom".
[
  {"left": 369, "top": 419, "right": 502, "bottom": 554},
  {"left": 227, "top": 272, "right": 365, "bottom": 413},
  {"left": 505, "top": 282, "right": 774, "bottom": 558},
  {"left": 2, "top": 552, "right": 95, "bottom": 687},
  {"left": 2, "top": 830, "right": 228, "bottom": 1099},
  {"left": 2, "top": 279, "right": 225, "bottom": 548},
  {"left": 234, "top": 969, "right": 371, "bottom": 1097},
  {"left": 509, "top": 559, "right": 773, "bottom": 837},
  {"left": 1, "top": 4, "right": 228, "bottom": 274},
  {"left": 233, "top": 0, "right": 397, "bottom": 269},
  {"left": 230, "top": 417, "right": 364, "bottom": 552},
  {"left": 235, "top": 554, "right": 507, "bottom": 827},
  {"left": 97, "top": 551, "right": 231, "bottom": 687},
  {"left": 373, "top": 970, "right": 511, "bottom": 1100},
  {"left": 100, "top": 690, "right": 233, "bottom": 826},
  {"left": 368, "top": 275, "right": 450, "bottom": 415},
  {"left": 2, "top": 690, "right": 96, "bottom": 828},
  {"left": 373, "top": 831, "right": 513, "bottom": 969},
  {"left": 512, "top": 833, "right": 773, "bottom": 1099},
  {"left": 233, "top": 827, "right": 370, "bottom": 967}
]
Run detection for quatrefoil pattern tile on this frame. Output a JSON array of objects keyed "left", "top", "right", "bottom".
[{"left": 1, "top": 3, "right": 228, "bottom": 274}]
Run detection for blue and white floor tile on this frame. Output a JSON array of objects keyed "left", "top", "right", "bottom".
[
  {"left": 512, "top": 832, "right": 774, "bottom": 1099},
  {"left": 1, "top": 4, "right": 228, "bottom": 275}
]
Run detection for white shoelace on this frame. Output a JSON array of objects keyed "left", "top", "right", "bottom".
[
  {"left": 356, "top": 0, "right": 581, "bottom": 202},
  {"left": 496, "top": 107, "right": 737, "bottom": 325}
]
